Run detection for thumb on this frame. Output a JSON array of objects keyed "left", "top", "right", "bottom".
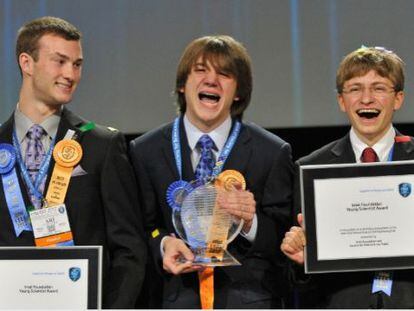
[{"left": 297, "top": 213, "right": 304, "bottom": 228}]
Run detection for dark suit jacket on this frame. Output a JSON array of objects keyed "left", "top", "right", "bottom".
[
  {"left": 0, "top": 108, "right": 146, "bottom": 309},
  {"left": 129, "top": 118, "right": 294, "bottom": 309},
  {"left": 292, "top": 131, "right": 414, "bottom": 309}
]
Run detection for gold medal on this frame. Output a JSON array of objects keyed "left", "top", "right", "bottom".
[
  {"left": 215, "top": 170, "right": 246, "bottom": 191},
  {"left": 45, "top": 139, "right": 83, "bottom": 206},
  {"left": 53, "top": 139, "right": 82, "bottom": 168}
]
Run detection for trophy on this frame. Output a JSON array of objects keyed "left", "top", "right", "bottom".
[{"left": 169, "top": 170, "right": 245, "bottom": 266}]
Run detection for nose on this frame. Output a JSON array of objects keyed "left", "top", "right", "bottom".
[
  {"left": 204, "top": 70, "right": 218, "bottom": 86},
  {"left": 62, "top": 64, "right": 76, "bottom": 81},
  {"left": 360, "top": 87, "right": 375, "bottom": 104}
]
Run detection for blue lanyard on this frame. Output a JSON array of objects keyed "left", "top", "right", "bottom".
[
  {"left": 387, "top": 146, "right": 394, "bottom": 162},
  {"left": 171, "top": 117, "right": 241, "bottom": 180},
  {"left": 12, "top": 129, "right": 55, "bottom": 201}
]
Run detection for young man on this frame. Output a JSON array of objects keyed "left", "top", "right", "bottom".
[
  {"left": 130, "top": 35, "right": 293, "bottom": 308},
  {"left": 281, "top": 46, "right": 414, "bottom": 308},
  {"left": 0, "top": 16, "right": 146, "bottom": 308}
]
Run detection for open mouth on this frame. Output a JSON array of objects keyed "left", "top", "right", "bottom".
[
  {"left": 356, "top": 108, "right": 380, "bottom": 119},
  {"left": 198, "top": 92, "right": 220, "bottom": 104}
]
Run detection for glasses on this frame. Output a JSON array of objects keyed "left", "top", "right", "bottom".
[{"left": 342, "top": 84, "right": 396, "bottom": 98}]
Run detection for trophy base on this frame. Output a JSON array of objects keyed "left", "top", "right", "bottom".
[{"left": 180, "top": 248, "right": 241, "bottom": 267}]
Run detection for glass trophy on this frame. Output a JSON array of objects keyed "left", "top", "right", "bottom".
[{"left": 172, "top": 175, "right": 244, "bottom": 267}]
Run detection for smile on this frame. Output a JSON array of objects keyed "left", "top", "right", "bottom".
[
  {"left": 356, "top": 108, "right": 380, "bottom": 119},
  {"left": 198, "top": 92, "right": 220, "bottom": 104}
]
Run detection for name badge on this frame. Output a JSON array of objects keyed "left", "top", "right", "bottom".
[{"left": 29, "top": 204, "right": 74, "bottom": 247}]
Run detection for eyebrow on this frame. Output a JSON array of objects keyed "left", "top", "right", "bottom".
[{"left": 54, "top": 52, "right": 83, "bottom": 63}]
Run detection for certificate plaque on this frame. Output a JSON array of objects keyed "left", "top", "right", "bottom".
[
  {"left": 301, "top": 160, "right": 414, "bottom": 273},
  {"left": 0, "top": 246, "right": 102, "bottom": 309}
]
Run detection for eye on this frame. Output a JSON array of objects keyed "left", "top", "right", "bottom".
[
  {"left": 348, "top": 86, "right": 361, "bottom": 93},
  {"left": 74, "top": 62, "right": 82, "bottom": 69},
  {"left": 373, "top": 85, "right": 387, "bottom": 93},
  {"left": 219, "top": 71, "right": 231, "bottom": 78}
]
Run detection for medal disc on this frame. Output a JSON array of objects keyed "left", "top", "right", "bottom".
[
  {"left": 215, "top": 170, "right": 246, "bottom": 191},
  {"left": 0, "top": 144, "right": 16, "bottom": 174},
  {"left": 53, "top": 140, "right": 83, "bottom": 168}
]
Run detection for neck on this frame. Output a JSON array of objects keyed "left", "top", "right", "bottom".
[
  {"left": 355, "top": 126, "right": 392, "bottom": 147},
  {"left": 18, "top": 91, "right": 61, "bottom": 124}
]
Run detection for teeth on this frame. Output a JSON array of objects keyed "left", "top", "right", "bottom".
[
  {"left": 358, "top": 109, "right": 379, "bottom": 113},
  {"left": 357, "top": 108, "right": 380, "bottom": 119},
  {"left": 199, "top": 92, "right": 220, "bottom": 102}
]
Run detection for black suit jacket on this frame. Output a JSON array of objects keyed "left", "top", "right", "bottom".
[
  {"left": 292, "top": 131, "right": 414, "bottom": 309},
  {"left": 0, "top": 108, "right": 146, "bottom": 309},
  {"left": 129, "top": 118, "right": 294, "bottom": 309}
]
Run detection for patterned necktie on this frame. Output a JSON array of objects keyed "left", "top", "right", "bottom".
[
  {"left": 24, "top": 124, "right": 46, "bottom": 208},
  {"left": 195, "top": 134, "right": 216, "bottom": 181},
  {"left": 361, "top": 147, "right": 378, "bottom": 163}
]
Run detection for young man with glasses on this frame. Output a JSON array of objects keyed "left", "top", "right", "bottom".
[{"left": 281, "top": 46, "right": 414, "bottom": 308}]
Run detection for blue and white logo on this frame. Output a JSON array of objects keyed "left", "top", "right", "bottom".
[
  {"left": 399, "top": 183, "right": 411, "bottom": 198},
  {"left": 69, "top": 267, "right": 81, "bottom": 282}
]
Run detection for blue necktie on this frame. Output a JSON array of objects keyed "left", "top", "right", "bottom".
[{"left": 194, "top": 134, "right": 216, "bottom": 182}]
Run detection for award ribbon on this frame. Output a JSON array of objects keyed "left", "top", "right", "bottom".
[
  {"left": 0, "top": 144, "right": 32, "bottom": 236},
  {"left": 12, "top": 130, "right": 55, "bottom": 207},
  {"left": 45, "top": 139, "right": 83, "bottom": 205}
]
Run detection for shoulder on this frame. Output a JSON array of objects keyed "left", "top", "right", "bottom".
[
  {"left": 243, "top": 121, "right": 290, "bottom": 150},
  {"left": 130, "top": 121, "right": 171, "bottom": 147},
  {"left": 297, "top": 136, "right": 348, "bottom": 165}
]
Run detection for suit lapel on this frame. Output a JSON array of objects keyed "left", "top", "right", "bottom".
[
  {"left": 331, "top": 134, "right": 357, "bottom": 163},
  {"left": 222, "top": 121, "right": 251, "bottom": 175},
  {"left": 392, "top": 131, "right": 414, "bottom": 161}
]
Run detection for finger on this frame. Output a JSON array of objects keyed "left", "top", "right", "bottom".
[{"left": 297, "top": 213, "right": 304, "bottom": 228}]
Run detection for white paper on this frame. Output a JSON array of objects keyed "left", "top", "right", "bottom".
[
  {"left": 0, "top": 259, "right": 88, "bottom": 309},
  {"left": 314, "top": 174, "right": 414, "bottom": 260}
]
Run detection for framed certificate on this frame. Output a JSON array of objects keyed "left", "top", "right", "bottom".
[
  {"left": 301, "top": 160, "right": 414, "bottom": 273},
  {"left": 0, "top": 246, "right": 102, "bottom": 309}
]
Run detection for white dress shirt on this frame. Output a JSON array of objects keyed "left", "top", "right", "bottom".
[{"left": 350, "top": 126, "right": 395, "bottom": 163}]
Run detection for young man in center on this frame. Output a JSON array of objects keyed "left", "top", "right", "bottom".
[
  {"left": 130, "top": 35, "right": 293, "bottom": 308},
  {"left": 281, "top": 46, "right": 414, "bottom": 308}
]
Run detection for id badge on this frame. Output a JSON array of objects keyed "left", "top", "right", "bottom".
[{"left": 29, "top": 204, "right": 74, "bottom": 247}]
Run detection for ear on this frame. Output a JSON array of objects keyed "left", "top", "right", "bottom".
[
  {"left": 234, "top": 96, "right": 240, "bottom": 101},
  {"left": 393, "top": 91, "right": 404, "bottom": 111},
  {"left": 337, "top": 93, "right": 346, "bottom": 112},
  {"left": 19, "top": 53, "right": 34, "bottom": 76},
  {"left": 179, "top": 87, "right": 184, "bottom": 93}
]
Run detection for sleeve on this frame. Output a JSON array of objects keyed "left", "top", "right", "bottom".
[
  {"left": 248, "top": 142, "right": 294, "bottom": 264},
  {"left": 100, "top": 131, "right": 147, "bottom": 308},
  {"left": 129, "top": 140, "right": 168, "bottom": 273}
]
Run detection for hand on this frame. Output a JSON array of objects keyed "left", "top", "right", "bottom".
[
  {"left": 162, "top": 236, "right": 204, "bottom": 275},
  {"left": 216, "top": 183, "right": 256, "bottom": 233},
  {"left": 280, "top": 213, "right": 306, "bottom": 265}
]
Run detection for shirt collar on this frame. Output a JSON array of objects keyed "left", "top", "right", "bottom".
[
  {"left": 14, "top": 104, "right": 61, "bottom": 143},
  {"left": 183, "top": 115, "right": 232, "bottom": 153},
  {"left": 350, "top": 126, "right": 396, "bottom": 163}
]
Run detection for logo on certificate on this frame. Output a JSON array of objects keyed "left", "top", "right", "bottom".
[
  {"left": 399, "top": 183, "right": 411, "bottom": 198},
  {"left": 69, "top": 267, "right": 81, "bottom": 282}
]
